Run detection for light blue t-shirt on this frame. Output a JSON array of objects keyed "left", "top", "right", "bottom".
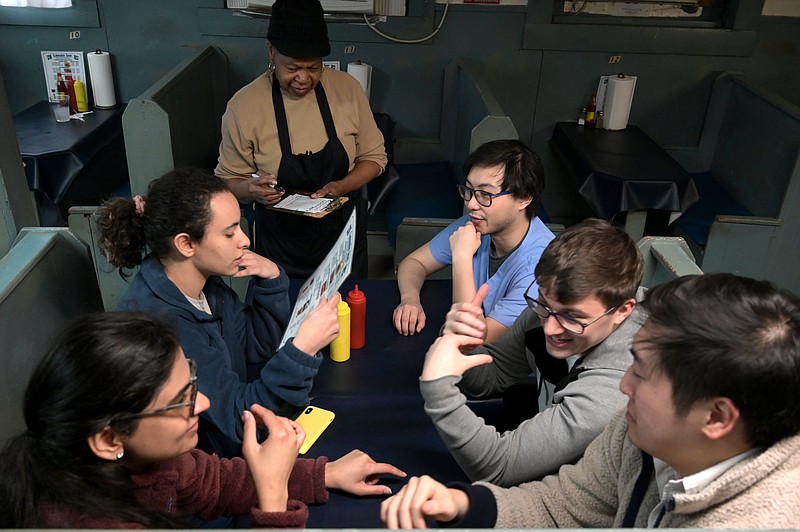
[{"left": 429, "top": 215, "right": 555, "bottom": 327}]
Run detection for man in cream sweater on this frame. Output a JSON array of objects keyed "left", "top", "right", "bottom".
[{"left": 381, "top": 273, "right": 800, "bottom": 529}]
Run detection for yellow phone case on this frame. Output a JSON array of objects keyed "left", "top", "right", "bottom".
[{"left": 295, "top": 405, "right": 335, "bottom": 455}]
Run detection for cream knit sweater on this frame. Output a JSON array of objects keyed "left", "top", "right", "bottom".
[{"left": 482, "top": 410, "right": 800, "bottom": 528}]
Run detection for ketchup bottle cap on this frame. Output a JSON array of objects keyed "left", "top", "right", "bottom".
[{"left": 347, "top": 284, "right": 365, "bottom": 303}]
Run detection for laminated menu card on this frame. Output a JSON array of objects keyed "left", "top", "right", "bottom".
[{"left": 277, "top": 209, "right": 355, "bottom": 349}]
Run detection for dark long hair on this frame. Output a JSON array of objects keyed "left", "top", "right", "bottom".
[
  {"left": 96, "top": 167, "right": 231, "bottom": 269},
  {"left": 0, "top": 312, "right": 182, "bottom": 527}
]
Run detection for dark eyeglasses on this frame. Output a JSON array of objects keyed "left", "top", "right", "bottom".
[
  {"left": 115, "top": 359, "right": 198, "bottom": 421},
  {"left": 523, "top": 280, "right": 618, "bottom": 335},
  {"left": 456, "top": 184, "right": 512, "bottom": 207}
]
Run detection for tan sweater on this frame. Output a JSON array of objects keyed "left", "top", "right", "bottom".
[
  {"left": 480, "top": 410, "right": 800, "bottom": 528},
  {"left": 215, "top": 68, "right": 386, "bottom": 181}
]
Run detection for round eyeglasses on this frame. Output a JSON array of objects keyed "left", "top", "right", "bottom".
[
  {"left": 114, "top": 358, "right": 198, "bottom": 421},
  {"left": 523, "top": 281, "right": 618, "bottom": 335},
  {"left": 456, "top": 184, "right": 513, "bottom": 207}
]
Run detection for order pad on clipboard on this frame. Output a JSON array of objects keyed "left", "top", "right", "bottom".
[
  {"left": 277, "top": 209, "right": 356, "bottom": 349},
  {"left": 266, "top": 190, "right": 349, "bottom": 218}
]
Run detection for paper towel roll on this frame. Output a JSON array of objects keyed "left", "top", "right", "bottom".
[
  {"left": 87, "top": 49, "right": 117, "bottom": 109},
  {"left": 347, "top": 61, "right": 372, "bottom": 100},
  {"left": 602, "top": 74, "right": 636, "bottom": 131}
]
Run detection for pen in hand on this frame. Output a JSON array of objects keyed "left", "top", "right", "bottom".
[{"left": 251, "top": 173, "right": 285, "bottom": 194}]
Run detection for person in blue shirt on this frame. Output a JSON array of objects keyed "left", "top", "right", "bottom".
[
  {"left": 96, "top": 168, "right": 342, "bottom": 458},
  {"left": 393, "top": 139, "right": 554, "bottom": 343}
]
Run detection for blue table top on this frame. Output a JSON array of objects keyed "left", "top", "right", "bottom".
[
  {"left": 14, "top": 100, "right": 124, "bottom": 156},
  {"left": 307, "top": 279, "right": 453, "bottom": 398},
  {"left": 550, "top": 122, "right": 698, "bottom": 220},
  {"left": 287, "top": 279, "right": 473, "bottom": 527},
  {"left": 13, "top": 100, "right": 128, "bottom": 225}
]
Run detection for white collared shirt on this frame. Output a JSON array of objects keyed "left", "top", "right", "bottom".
[{"left": 649, "top": 448, "right": 761, "bottom": 527}]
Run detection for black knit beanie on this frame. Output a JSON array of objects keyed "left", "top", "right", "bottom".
[{"left": 267, "top": 0, "right": 331, "bottom": 58}]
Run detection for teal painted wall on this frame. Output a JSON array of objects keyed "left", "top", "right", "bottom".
[{"left": 1, "top": 0, "right": 798, "bottom": 221}]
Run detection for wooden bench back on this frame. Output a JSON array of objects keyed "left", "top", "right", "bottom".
[
  {"left": 686, "top": 72, "right": 800, "bottom": 294},
  {"left": 710, "top": 75, "right": 800, "bottom": 217},
  {"left": 122, "top": 46, "right": 228, "bottom": 196},
  {"left": 0, "top": 229, "right": 103, "bottom": 447}
]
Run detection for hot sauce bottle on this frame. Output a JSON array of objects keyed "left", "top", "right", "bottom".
[
  {"left": 585, "top": 94, "right": 597, "bottom": 128},
  {"left": 346, "top": 284, "right": 366, "bottom": 349}
]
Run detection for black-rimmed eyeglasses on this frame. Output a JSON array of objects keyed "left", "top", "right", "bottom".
[
  {"left": 523, "top": 280, "right": 618, "bottom": 335},
  {"left": 114, "top": 358, "right": 198, "bottom": 421},
  {"left": 456, "top": 184, "right": 512, "bottom": 207}
]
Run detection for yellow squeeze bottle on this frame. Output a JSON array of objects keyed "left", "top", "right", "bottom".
[
  {"left": 330, "top": 298, "right": 351, "bottom": 362},
  {"left": 74, "top": 79, "right": 89, "bottom": 112}
]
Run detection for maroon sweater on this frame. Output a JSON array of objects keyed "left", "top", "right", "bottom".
[{"left": 40, "top": 450, "right": 329, "bottom": 528}]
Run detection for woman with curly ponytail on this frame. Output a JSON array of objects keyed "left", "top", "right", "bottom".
[{"left": 95, "top": 167, "right": 341, "bottom": 458}]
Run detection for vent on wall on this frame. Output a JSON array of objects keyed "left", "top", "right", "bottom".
[{"left": 226, "top": 0, "right": 406, "bottom": 16}]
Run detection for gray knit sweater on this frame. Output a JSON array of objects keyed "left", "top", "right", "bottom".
[{"left": 421, "top": 289, "right": 647, "bottom": 486}]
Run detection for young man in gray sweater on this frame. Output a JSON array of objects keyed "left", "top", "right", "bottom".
[
  {"left": 381, "top": 273, "right": 800, "bottom": 529},
  {"left": 420, "top": 218, "right": 645, "bottom": 486}
]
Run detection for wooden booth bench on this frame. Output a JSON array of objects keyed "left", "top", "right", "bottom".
[
  {"left": 384, "top": 58, "right": 519, "bottom": 251},
  {"left": 0, "top": 228, "right": 102, "bottom": 446},
  {"left": 671, "top": 72, "right": 800, "bottom": 294},
  {"left": 73, "top": 52, "right": 521, "bottom": 301},
  {"left": 69, "top": 45, "right": 231, "bottom": 309},
  {"left": 122, "top": 45, "right": 228, "bottom": 196}
]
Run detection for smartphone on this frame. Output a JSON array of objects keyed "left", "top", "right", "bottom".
[{"left": 294, "top": 405, "right": 335, "bottom": 455}]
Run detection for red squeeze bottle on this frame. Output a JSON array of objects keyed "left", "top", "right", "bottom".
[
  {"left": 346, "top": 284, "right": 366, "bottom": 349},
  {"left": 66, "top": 78, "right": 79, "bottom": 113},
  {"left": 56, "top": 72, "right": 68, "bottom": 96}
]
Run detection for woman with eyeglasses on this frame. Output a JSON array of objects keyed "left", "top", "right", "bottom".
[{"left": 0, "top": 312, "right": 365, "bottom": 527}]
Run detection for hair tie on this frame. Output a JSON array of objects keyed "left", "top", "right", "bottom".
[{"left": 133, "top": 195, "right": 146, "bottom": 217}]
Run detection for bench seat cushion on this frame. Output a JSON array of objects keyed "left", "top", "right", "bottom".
[
  {"left": 673, "top": 172, "right": 752, "bottom": 247},
  {"left": 385, "top": 161, "right": 464, "bottom": 247}
]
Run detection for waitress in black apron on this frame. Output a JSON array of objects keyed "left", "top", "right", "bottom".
[
  {"left": 248, "top": 0, "right": 383, "bottom": 279},
  {"left": 255, "top": 73, "right": 366, "bottom": 278}
]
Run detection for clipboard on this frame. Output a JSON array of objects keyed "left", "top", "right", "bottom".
[{"left": 265, "top": 189, "right": 349, "bottom": 219}]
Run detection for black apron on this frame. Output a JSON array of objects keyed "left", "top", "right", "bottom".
[{"left": 253, "top": 76, "right": 368, "bottom": 279}]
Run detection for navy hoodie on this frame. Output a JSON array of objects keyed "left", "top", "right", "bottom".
[{"left": 119, "top": 255, "right": 322, "bottom": 457}]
